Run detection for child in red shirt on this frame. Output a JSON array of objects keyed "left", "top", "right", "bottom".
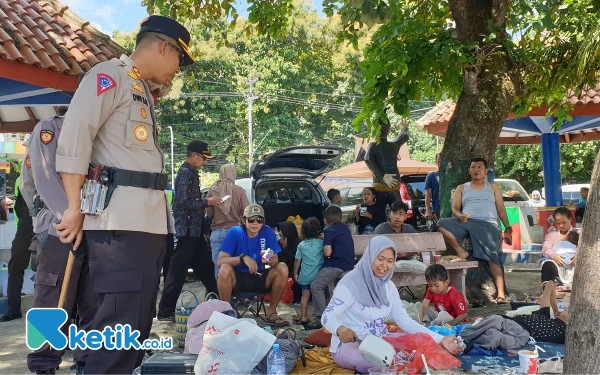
[{"left": 416, "top": 264, "right": 468, "bottom": 326}]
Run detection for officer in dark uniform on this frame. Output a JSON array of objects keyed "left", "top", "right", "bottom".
[
  {"left": 26, "top": 106, "right": 98, "bottom": 375},
  {"left": 54, "top": 16, "right": 194, "bottom": 374}
]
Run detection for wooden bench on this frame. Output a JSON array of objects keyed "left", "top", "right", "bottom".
[{"left": 352, "top": 233, "right": 478, "bottom": 298}]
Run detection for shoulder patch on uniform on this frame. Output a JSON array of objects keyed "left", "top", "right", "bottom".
[
  {"left": 25, "top": 154, "right": 31, "bottom": 169},
  {"left": 97, "top": 73, "right": 117, "bottom": 96},
  {"left": 127, "top": 71, "right": 141, "bottom": 81},
  {"left": 134, "top": 125, "right": 149, "bottom": 141},
  {"left": 141, "top": 108, "right": 148, "bottom": 119},
  {"left": 40, "top": 130, "right": 54, "bottom": 145},
  {"left": 132, "top": 84, "right": 145, "bottom": 93}
]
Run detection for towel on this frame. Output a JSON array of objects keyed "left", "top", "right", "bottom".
[{"left": 290, "top": 347, "right": 354, "bottom": 375}]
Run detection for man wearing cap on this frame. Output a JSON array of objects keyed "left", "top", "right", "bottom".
[
  {"left": 217, "top": 204, "right": 290, "bottom": 327},
  {"left": 53, "top": 15, "right": 194, "bottom": 374},
  {"left": 157, "top": 140, "right": 222, "bottom": 321}
]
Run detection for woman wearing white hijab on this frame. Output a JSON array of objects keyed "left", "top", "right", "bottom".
[
  {"left": 531, "top": 190, "right": 546, "bottom": 207},
  {"left": 207, "top": 164, "right": 249, "bottom": 278},
  {"left": 322, "top": 236, "right": 464, "bottom": 373}
]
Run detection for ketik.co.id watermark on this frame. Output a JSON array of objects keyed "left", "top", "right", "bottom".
[{"left": 26, "top": 308, "right": 172, "bottom": 351}]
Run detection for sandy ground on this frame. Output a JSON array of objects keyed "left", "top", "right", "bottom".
[{"left": 0, "top": 265, "right": 544, "bottom": 375}]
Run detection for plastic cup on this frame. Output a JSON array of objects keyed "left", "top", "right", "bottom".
[
  {"left": 434, "top": 254, "right": 442, "bottom": 263},
  {"left": 519, "top": 350, "right": 538, "bottom": 374},
  {"left": 368, "top": 368, "right": 385, "bottom": 375}
]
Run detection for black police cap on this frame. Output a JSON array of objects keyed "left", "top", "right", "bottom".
[{"left": 138, "top": 15, "right": 194, "bottom": 66}]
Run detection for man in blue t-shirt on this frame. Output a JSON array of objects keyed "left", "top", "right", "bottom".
[
  {"left": 217, "top": 204, "right": 290, "bottom": 326},
  {"left": 425, "top": 152, "right": 441, "bottom": 220},
  {"left": 306, "top": 205, "right": 355, "bottom": 330}
]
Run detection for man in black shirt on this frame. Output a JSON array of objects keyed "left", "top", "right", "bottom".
[{"left": 157, "top": 140, "right": 222, "bottom": 321}]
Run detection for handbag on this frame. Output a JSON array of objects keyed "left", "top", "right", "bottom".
[{"left": 175, "top": 290, "right": 200, "bottom": 348}]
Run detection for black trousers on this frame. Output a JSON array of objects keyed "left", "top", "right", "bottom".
[
  {"left": 83, "top": 230, "right": 166, "bottom": 374},
  {"left": 158, "top": 236, "right": 218, "bottom": 317},
  {"left": 27, "top": 235, "right": 98, "bottom": 372},
  {"left": 5, "top": 215, "right": 33, "bottom": 316},
  {"left": 162, "top": 233, "right": 175, "bottom": 277},
  {"left": 541, "top": 261, "right": 560, "bottom": 284}
]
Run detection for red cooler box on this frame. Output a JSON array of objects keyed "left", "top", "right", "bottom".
[{"left": 535, "top": 207, "right": 576, "bottom": 235}]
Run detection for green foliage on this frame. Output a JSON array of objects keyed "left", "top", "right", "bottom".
[
  {"left": 507, "top": 0, "right": 600, "bottom": 127},
  {"left": 351, "top": 1, "right": 472, "bottom": 134},
  {"left": 112, "top": 30, "right": 137, "bottom": 53},
  {"left": 494, "top": 141, "right": 600, "bottom": 192}
]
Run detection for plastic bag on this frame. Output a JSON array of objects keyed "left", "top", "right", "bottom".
[
  {"left": 286, "top": 215, "right": 304, "bottom": 239},
  {"left": 194, "top": 311, "right": 276, "bottom": 375},
  {"left": 383, "top": 333, "right": 461, "bottom": 374},
  {"left": 264, "top": 278, "right": 295, "bottom": 304}
]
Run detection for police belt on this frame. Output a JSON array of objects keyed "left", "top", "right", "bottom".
[{"left": 108, "top": 168, "right": 168, "bottom": 191}]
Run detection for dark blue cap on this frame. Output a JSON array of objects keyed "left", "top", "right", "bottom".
[{"left": 138, "top": 15, "right": 194, "bottom": 66}]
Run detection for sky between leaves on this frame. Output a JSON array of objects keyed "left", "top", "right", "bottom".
[{"left": 59, "top": 0, "right": 324, "bottom": 35}]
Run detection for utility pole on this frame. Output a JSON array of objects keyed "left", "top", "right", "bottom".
[
  {"left": 247, "top": 75, "right": 259, "bottom": 171},
  {"left": 167, "top": 125, "right": 175, "bottom": 189}
]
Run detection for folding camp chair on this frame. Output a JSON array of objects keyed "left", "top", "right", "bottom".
[
  {"left": 398, "top": 286, "right": 417, "bottom": 300},
  {"left": 232, "top": 292, "right": 268, "bottom": 320}
]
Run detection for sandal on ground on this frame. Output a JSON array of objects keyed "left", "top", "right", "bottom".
[
  {"left": 265, "top": 312, "right": 289, "bottom": 327},
  {"left": 495, "top": 297, "right": 509, "bottom": 304},
  {"left": 304, "top": 320, "right": 322, "bottom": 330}
]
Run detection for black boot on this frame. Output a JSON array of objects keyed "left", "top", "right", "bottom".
[
  {"left": 75, "top": 362, "right": 85, "bottom": 375},
  {"left": 0, "top": 312, "right": 22, "bottom": 322}
]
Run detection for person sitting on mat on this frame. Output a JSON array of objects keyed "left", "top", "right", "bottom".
[
  {"left": 540, "top": 206, "right": 580, "bottom": 286},
  {"left": 415, "top": 264, "right": 468, "bottom": 326},
  {"left": 322, "top": 236, "right": 464, "bottom": 374}
]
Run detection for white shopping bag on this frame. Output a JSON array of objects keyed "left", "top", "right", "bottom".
[{"left": 194, "top": 311, "right": 276, "bottom": 375}]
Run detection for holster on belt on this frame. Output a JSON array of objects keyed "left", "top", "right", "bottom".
[
  {"left": 80, "top": 164, "right": 167, "bottom": 216},
  {"left": 30, "top": 194, "right": 47, "bottom": 218}
]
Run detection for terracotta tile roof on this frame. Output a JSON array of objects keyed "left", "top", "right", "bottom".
[
  {"left": 417, "top": 89, "right": 600, "bottom": 130},
  {"left": 0, "top": 0, "right": 127, "bottom": 77},
  {"left": 567, "top": 85, "right": 600, "bottom": 105},
  {"left": 415, "top": 99, "right": 456, "bottom": 129}
]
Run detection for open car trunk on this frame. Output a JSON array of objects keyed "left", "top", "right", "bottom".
[{"left": 254, "top": 179, "right": 326, "bottom": 229}]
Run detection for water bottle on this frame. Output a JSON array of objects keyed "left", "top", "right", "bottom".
[{"left": 267, "top": 343, "right": 286, "bottom": 375}]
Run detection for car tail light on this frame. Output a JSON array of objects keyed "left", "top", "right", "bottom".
[{"left": 403, "top": 199, "right": 413, "bottom": 218}]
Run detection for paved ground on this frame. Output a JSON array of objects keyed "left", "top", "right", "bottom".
[{"left": 0, "top": 265, "right": 544, "bottom": 375}]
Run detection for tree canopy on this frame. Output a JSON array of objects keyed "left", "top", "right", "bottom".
[{"left": 144, "top": 0, "right": 600, "bottom": 130}]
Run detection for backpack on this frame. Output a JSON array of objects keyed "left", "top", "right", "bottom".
[
  {"left": 253, "top": 332, "right": 301, "bottom": 374},
  {"left": 184, "top": 298, "right": 237, "bottom": 354}
]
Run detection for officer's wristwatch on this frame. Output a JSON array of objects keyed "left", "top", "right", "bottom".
[{"left": 239, "top": 253, "right": 246, "bottom": 263}]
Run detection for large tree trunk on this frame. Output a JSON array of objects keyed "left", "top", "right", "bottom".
[
  {"left": 439, "top": 0, "right": 520, "bottom": 303},
  {"left": 564, "top": 151, "right": 600, "bottom": 374}
]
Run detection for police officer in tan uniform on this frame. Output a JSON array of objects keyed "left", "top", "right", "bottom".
[
  {"left": 26, "top": 106, "right": 99, "bottom": 375},
  {"left": 54, "top": 16, "right": 194, "bottom": 374}
]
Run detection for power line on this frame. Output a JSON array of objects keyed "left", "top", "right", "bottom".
[{"left": 193, "top": 79, "right": 364, "bottom": 99}]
